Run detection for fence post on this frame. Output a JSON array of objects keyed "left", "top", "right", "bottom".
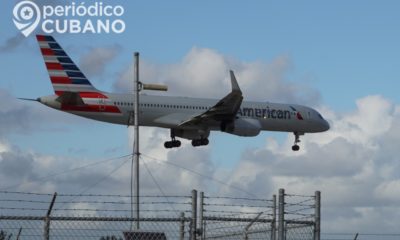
[
  {"left": 278, "top": 189, "right": 285, "bottom": 240},
  {"left": 43, "top": 192, "right": 57, "bottom": 240},
  {"left": 314, "top": 191, "right": 321, "bottom": 240},
  {"left": 199, "top": 191, "right": 204, "bottom": 240},
  {"left": 271, "top": 194, "right": 276, "bottom": 240},
  {"left": 180, "top": 212, "right": 185, "bottom": 240},
  {"left": 190, "top": 189, "right": 198, "bottom": 240}
]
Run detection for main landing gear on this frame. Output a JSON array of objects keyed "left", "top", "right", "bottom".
[
  {"left": 191, "top": 138, "right": 209, "bottom": 147},
  {"left": 164, "top": 130, "right": 181, "bottom": 149},
  {"left": 292, "top": 132, "right": 302, "bottom": 151},
  {"left": 164, "top": 140, "right": 181, "bottom": 148}
]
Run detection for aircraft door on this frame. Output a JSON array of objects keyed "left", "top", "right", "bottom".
[{"left": 98, "top": 96, "right": 106, "bottom": 111}]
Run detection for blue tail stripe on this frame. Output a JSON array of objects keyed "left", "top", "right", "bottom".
[
  {"left": 61, "top": 64, "right": 80, "bottom": 71},
  {"left": 57, "top": 57, "right": 73, "bottom": 64},
  {"left": 53, "top": 50, "right": 67, "bottom": 56},
  {"left": 70, "top": 78, "right": 91, "bottom": 85},
  {"left": 66, "top": 71, "right": 86, "bottom": 78},
  {"left": 48, "top": 42, "right": 62, "bottom": 50}
]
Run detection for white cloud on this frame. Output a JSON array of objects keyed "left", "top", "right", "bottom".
[
  {"left": 220, "top": 95, "right": 400, "bottom": 233},
  {"left": 0, "top": 88, "right": 89, "bottom": 136},
  {"left": 79, "top": 44, "right": 121, "bottom": 79},
  {"left": 114, "top": 47, "right": 320, "bottom": 105}
]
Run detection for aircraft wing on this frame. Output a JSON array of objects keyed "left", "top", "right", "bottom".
[
  {"left": 154, "top": 113, "right": 198, "bottom": 126},
  {"left": 179, "top": 70, "right": 243, "bottom": 127}
]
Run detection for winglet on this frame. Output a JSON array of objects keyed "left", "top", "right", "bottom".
[{"left": 229, "top": 70, "right": 242, "bottom": 93}]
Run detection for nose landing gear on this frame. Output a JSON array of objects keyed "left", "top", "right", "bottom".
[{"left": 292, "top": 132, "right": 303, "bottom": 151}]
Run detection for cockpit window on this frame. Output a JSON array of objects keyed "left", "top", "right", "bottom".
[{"left": 318, "top": 113, "right": 323, "bottom": 119}]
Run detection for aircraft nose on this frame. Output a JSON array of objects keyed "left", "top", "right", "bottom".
[{"left": 322, "top": 119, "right": 330, "bottom": 131}]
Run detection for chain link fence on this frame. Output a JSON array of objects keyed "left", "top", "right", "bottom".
[{"left": 0, "top": 189, "right": 320, "bottom": 240}]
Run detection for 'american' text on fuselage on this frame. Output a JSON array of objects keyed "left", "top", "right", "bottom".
[{"left": 238, "top": 107, "right": 292, "bottom": 119}]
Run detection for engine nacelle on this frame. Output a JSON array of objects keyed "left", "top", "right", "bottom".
[{"left": 222, "top": 118, "right": 261, "bottom": 137}]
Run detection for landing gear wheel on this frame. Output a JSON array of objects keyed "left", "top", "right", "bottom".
[
  {"left": 173, "top": 140, "right": 181, "bottom": 147},
  {"left": 201, "top": 138, "right": 209, "bottom": 146},
  {"left": 292, "top": 132, "right": 302, "bottom": 151},
  {"left": 292, "top": 145, "right": 300, "bottom": 151},
  {"left": 164, "top": 129, "right": 182, "bottom": 149},
  {"left": 164, "top": 140, "right": 181, "bottom": 149},
  {"left": 192, "top": 138, "right": 209, "bottom": 147},
  {"left": 164, "top": 141, "right": 172, "bottom": 149},
  {"left": 192, "top": 139, "right": 200, "bottom": 147}
]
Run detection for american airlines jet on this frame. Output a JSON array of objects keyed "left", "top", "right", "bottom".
[{"left": 27, "top": 35, "right": 329, "bottom": 151}]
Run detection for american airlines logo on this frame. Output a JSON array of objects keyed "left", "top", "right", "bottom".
[
  {"left": 237, "top": 106, "right": 304, "bottom": 120},
  {"left": 13, "top": 1, "right": 126, "bottom": 37}
]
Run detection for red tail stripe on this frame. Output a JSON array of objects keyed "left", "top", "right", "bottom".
[
  {"left": 37, "top": 35, "right": 46, "bottom": 41},
  {"left": 61, "top": 104, "right": 121, "bottom": 113},
  {"left": 41, "top": 48, "right": 54, "bottom": 56},
  {"left": 50, "top": 76, "right": 71, "bottom": 84},
  {"left": 46, "top": 62, "right": 64, "bottom": 70},
  {"left": 79, "top": 92, "right": 109, "bottom": 98},
  {"left": 54, "top": 91, "right": 108, "bottom": 99}
]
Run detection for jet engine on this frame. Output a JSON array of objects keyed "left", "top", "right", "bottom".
[{"left": 221, "top": 118, "right": 261, "bottom": 137}]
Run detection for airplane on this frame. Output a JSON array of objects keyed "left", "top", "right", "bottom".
[{"left": 24, "top": 35, "right": 329, "bottom": 151}]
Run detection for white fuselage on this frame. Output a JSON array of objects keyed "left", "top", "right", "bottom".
[{"left": 39, "top": 92, "right": 330, "bottom": 135}]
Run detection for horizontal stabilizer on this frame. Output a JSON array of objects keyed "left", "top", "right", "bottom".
[
  {"left": 56, "top": 92, "right": 85, "bottom": 105},
  {"left": 18, "top": 97, "right": 39, "bottom": 102}
]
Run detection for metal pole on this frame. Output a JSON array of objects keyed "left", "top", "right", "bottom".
[
  {"left": 44, "top": 192, "right": 57, "bottom": 240},
  {"left": 199, "top": 192, "right": 204, "bottom": 240},
  {"left": 271, "top": 194, "right": 276, "bottom": 240},
  {"left": 278, "top": 189, "right": 285, "bottom": 240},
  {"left": 191, "top": 190, "right": 198, "bottom": 240},
  {"left": 133, "top": 52, "right": 140, "bottom": 230},
  {"left": 314, "top": 191, "right": 321, "bottom": 240},
  {"left": 180, "top": 212, "right": 185, "bottom": 240}
]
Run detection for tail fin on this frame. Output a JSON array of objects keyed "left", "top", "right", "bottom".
[{"left": 36, "top": 35, "right": 99, "bottom": 95}]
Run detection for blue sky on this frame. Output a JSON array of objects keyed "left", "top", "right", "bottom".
[
  {"left": 2, "top": 1, "right": 400, "bottom": 109},
  {"left": 2, "top": 0, "right": 398, "bottom": 152},
  {"left": 1, "top": 0, "right": 400, "bottom": 235}
]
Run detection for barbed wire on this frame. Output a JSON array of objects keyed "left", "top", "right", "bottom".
[
  {"left": 285, "top": 198, "right": 314, "bottom": 206},
  {"left": 204, "top": 209, "right": 274, "bottom": 216},
  {"left": 204, "top": 195, "right": 274, "bottom": 202},
  {"left": 0, "top": 190, "right": 53, "bottom": 196},
  {"left": 204, "top": 202, "right": 271, "bottom": 208},
  {"left": 285, "top": 193, "right": 315, "bottom": 198}
]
